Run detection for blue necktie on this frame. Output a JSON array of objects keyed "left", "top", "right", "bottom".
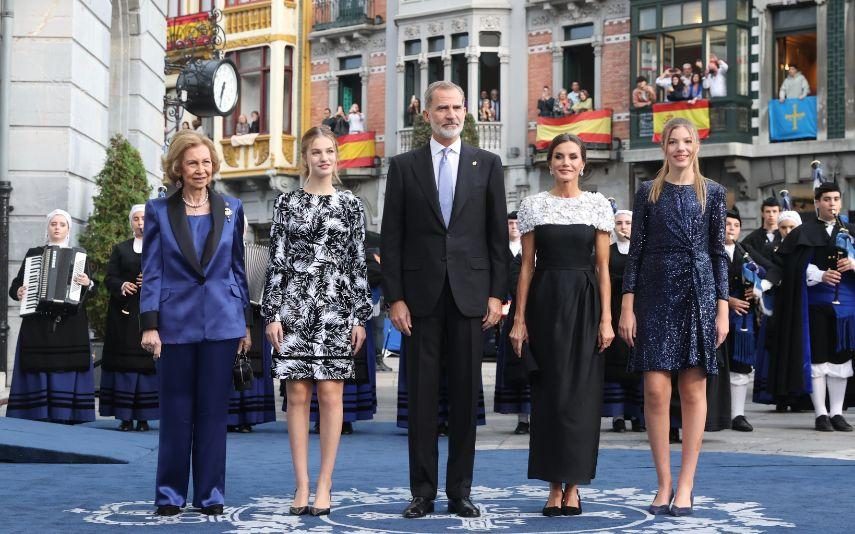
[{"left": 437, "top": 147, "right": 453, "bottom": 227}]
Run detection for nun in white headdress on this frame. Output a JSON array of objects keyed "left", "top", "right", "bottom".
[
  {"left": 99, "top": 204, "right": 160, "bottom": 431},
  {"left": 7, "top": 209, "right": 96, "bottom": 423}
]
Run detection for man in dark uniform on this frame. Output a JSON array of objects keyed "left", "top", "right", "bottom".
[{"left": 743, "top": 197, "right": 782, "bottom": 258}]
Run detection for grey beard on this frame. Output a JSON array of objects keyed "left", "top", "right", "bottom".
[{"left": 432, "top": 123, "right": 463, "bottom": 139}]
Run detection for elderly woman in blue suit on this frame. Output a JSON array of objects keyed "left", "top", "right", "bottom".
[{"left": 140, "top": 130, "right": 252, "bottom": 517}]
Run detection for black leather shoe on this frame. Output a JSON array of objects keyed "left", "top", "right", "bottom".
[
  {"left": 669, "top": 428, "right": 681, "bottom": 443},
  {"left": 513, "top": 422, "right": 530, "bottom": 435},
  {"left": 136, "top": 420, "right": 150, "bottom": 432},
  {"left": 630, "top": 417, "right": 646, "bottom": 432},
  {"left": 341, "top": 422, "right": 353, "bottom": 435},
  {"left": 542, "top": 504, "right": 562, "bottom": 517},
  {"left": 437, "top": 422, "right": 449, "bottom": 437},
  {"left": 831, "top": 415, "right": 854, "bottom": 432},
  {"left": 310, "top": 422, "right": 320, "bottom": 434},
  {"left": 200, "top": 504, "right": 223, "bottom": 516},
  {"left": 227, "top": 425, "right": 240, "bottom": 433},
  {"left": 239, "top": 424, "right": 252, "bottom": 433},
  {"left": 402, "top": 497, "right": 434, "bottom": 518},
  {"left": 731, "top": 415, "right": 753, "bottom": 432},
  {"left": 816, "top": 415, "right": 834, "bottom": 432},
  {"left": 119, "top": 420, "right": 133, "bottom": 432},
  {"left": 561, "top": 489, "right": 582, "bottom": 516},
  {"left": 154, "top": 505, "right": 181, "bottom": 516},
  {"left": 612, "top": 418, "right": 626, "bottom": 433},
  {"left": 448, "top": 497, "right": 480, "bottom": 517}
]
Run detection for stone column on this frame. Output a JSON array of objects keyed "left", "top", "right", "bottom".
[
  {"left": 551, "top": 42, "right": 564, "bottom": 92},
  {"left": 466, "top": 47, "right": 480, "bottom": 116},
  {"left": 443, "top": 51, "right": 452, "bottom": 83},
  {"left": 328, "top": 76, "right": 339, "bottom": 112},
  {"left": 418, "top": 53, "right": 429, "bottom": 101},
  {"left": 592, "top": 37, "right": 603, "bottom": 108},
  {"left": 360, "top": 64, "right": 370, "bottom": 120}
]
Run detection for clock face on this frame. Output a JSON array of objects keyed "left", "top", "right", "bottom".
[{"left": 212, "top": 61, "right": 239, "bottom": 115}]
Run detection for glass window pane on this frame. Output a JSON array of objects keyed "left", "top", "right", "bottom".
[
  {"left": 283, "top": 70, "right": 292, "bottom": 134},
  {"left": 240, "top": 49, "right": 263, "bottom": 70},
  {"left": 708, "top": 0, "right": 726, "bottom": 21},
  {"left": 707, "top": 25, "right": 727, "bottom": 65},
  {"left": 404, "top": 39, "right": 421, "bottom": 56},
  {"left": 283, "top": 47, "right": 292, "bottom": 67},
  {"left": 662, "top": 4, "right": 681, "bottom": 27},
  {"left": 451, "top": 33, "right": 469, "bottom": 49},
  {"left": 479, "top": 32, "right": 500, "bottom": 47},
  {"left": 737, "top": 0, "right": 749, "bottom": 21},
  {"left": 428, "top": 56, "right": 443, "bottom": 83},
  {"left": 339, "top": 55, "right": 362, "bottom": 70},
  {"left": 639, "top": 7, "right": 656, "bottom": 31},
  {"left": 428, "top": 36, "right": 445, "bottom": 53},
  {"left": 637, "top": 37, "right": 658, "bottom": 82},
  {"left": 683, "top": 2, "right": 702, "bottom": 25},
  {"left": 168, "top": 0, "right": 178, "bottom": 17},
  {"left": 564, "top": 24, "right": 594, "bottom": 41},
  {"left": 737, "top": 28, "right": 749, "bottom": 95},
  {"left": 240, "top": 72, "right": 261, "bottom": 123}
]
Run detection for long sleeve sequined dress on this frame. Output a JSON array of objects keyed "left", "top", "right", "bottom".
[
  {"left": 622, "top": 180, "right": 728, "bottom": 375},
  {"left": 261, "top": 189, "right": 373, "bottom": 380},
  {"left": 518, "top": 191, "right": 614, "bottom": 485}
]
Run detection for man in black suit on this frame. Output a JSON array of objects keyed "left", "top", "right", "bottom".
[{"left": 382, "top": 81, "right": 509, "bottom": 519}]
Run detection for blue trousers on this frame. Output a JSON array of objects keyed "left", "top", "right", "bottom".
[{"left": 155, "top": 339, "right": 238, "bottom": 508}]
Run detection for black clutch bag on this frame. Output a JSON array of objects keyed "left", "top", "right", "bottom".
[
  {"left": 503, "top": 341, "right": 539, "bottom": 389},
  {"left": 232, "top": 351, "right": 254, "bottom": 391}
]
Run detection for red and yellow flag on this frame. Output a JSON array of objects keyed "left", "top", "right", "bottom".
[
  {"left": 338, "top": 132, "right": 376, "bottom": 169},
  {"left": 652, "top": 100, "right": 710, "bottom": 143},
  {"left": 535, "top": 110, "right": 613, "bottom": 150}
]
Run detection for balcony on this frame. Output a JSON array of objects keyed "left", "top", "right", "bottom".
[
  {"left": 312, "top": 0, "right": 377, "bottom": 31},
  {"left": 219, "top": 134, "right": 273, "bottom": 176},
  {"left": 398, "top": 123, "right": 504, "bottom": 156},
  {"left": 223, "top": 0, "right": 273, "bottom": 35}
]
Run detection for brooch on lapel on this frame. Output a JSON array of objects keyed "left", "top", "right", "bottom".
[
  {"left": 225, "top": 202, "right": 233, "bottom": 223},
  {"left": 472, "top": 161, "right": 478, "bottom": 166}
]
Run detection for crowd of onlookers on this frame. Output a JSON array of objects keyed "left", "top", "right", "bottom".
[
  {"left": 321, "top": 104, "right": 366, "bottom": 136},
  {"left": 632, "top": 55, "right": 729, "bottom": 109},
  {"left": 536, "top": 82, "right": 594, "bottom": 118}
]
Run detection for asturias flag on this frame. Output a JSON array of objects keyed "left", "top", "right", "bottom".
[
  {"left": 337, "top": 132, "right": 376, "bottom": 169},
  {"left": 652, "top": 100, "right": 710, "bottom": 143},
  {"left": 769, "top": 96, "right": 817, "bottom": 142},
  {"left": 535, "top": 110, "right": 613, "bottom": 150}
]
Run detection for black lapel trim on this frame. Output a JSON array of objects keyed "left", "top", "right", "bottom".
[
  {"left": 166, "top": 191, "right": 204, "bottom": 276},
  {"left": 449, "top": 143, "right": 473, "bottom": 228},
  {"left": 202, "top": 188, "right": 225, "bottom": 270},
  {"left": 412, "top": 144, "right": 445, "bottom": 228}
]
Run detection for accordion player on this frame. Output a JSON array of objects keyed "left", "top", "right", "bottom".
[{"left": 19, "top": 245, "right": 88, "bottom": 317}]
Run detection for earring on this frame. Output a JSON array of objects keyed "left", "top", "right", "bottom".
[
  {"left": 580, "top": 169, "right": 584, "bottom": 177},
  {"left": 176, "top": 180, "right": 183, "bottom": 189}
]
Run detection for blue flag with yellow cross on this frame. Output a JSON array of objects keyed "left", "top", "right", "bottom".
[{"left": 769, "top": 96, "right": 817, "bottom": 142}]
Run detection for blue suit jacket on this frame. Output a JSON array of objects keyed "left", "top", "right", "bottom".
[{"left": 139, "top": 189, "right": 252, "bottom": 344}]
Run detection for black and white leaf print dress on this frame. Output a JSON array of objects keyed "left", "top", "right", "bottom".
[{"left": 262, "top": 189, "right": 373, "bottom": 380}]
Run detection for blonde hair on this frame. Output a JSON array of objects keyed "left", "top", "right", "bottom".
[
  {"left": 300, "top": 126, "right": 341, "bottom": 185},
  {"left": 648, "top": 117, "right": 708, "bottom": 210},
  {"left": 162, "top": 130, "right": 220, "bottom": 185}
]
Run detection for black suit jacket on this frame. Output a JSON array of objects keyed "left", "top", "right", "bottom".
[{"left": 381, "top": 142, "right": 509, "bottom": 317}]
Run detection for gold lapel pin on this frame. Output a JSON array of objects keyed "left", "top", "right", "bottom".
[{"left": 472, "top": 161, "right": 478, "bottom": 166}]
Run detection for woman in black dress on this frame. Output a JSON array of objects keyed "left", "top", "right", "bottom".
[
  {"left": 7, "top": 209, "right": 96, "bottom": 424},
  {"left": 100, "top": 204, "right": 158, "bottom": 431},
  {"left": 619, "top": 118, "right": 728, "bottom": 516},
  {"left": 510, "top": 133, "right": 614, "bottom": 516}
]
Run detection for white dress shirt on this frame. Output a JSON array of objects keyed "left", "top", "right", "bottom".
[
  {"left": 806, "top": 221, "right": 836, "bottom": 286},
  {"left": 509, "top": 240, "right": 522, "bottom": 257},
  {"left": 430, "top": 136, "right": 461, "bottom": 196},
  {"left": 724, "top": 243, "right": 735, "bottom": 262},
  {"left": 703, "top": 60, "right": 728, "bottom": 97},
  {"left": 133, "top": 237, "right": 143, "bottom": 254}
]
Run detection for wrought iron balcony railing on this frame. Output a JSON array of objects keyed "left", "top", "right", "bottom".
[{"left": 312, "top": 0, "right": 377, "bottom": 31}]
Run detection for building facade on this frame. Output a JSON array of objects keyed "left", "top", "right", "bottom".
[{"left": 2, "top": 0, "right": 166, "bottom": 389}]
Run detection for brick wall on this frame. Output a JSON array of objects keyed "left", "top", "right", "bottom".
[
  {"left": 602, "top": 18, "right": 630, "bottom": 141},
  {"left": 527, "top": 30, "right": 553, "bottom": 147},
  {"left": 310, "top": 60, "right": 330, "bottom": 128},
  {"left": 367, "top": 52, "right": 386, "bottom": 157}
]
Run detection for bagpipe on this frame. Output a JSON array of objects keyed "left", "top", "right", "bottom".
[
  {"left": 831, "top": 208, "right": 855, "bottom": 305},
  {"left": 731, "top": 242, "right": 769, "bottom": 365}
]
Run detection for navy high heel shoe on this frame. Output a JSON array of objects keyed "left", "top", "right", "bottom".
[
  {"left": 669, "top": 492, "right": 694, "bottom": 516},
  {"left": 647, "top": 490, "right": 673, "bottom": 515}
]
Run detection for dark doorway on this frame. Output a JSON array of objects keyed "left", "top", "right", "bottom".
[{"left": 563, "top": 44, "right": 595, "bottom": 100}]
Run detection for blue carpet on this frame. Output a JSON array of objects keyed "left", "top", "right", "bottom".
[{"left": 0, "top": 420, "right": 851, "bottom": 533}]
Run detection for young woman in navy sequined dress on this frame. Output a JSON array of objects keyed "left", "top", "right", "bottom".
[{"left": 619, "top": 118, "right": 729, "bottom": 517}]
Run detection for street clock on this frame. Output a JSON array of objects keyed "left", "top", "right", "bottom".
[{"left": 177, "top": 59, "right": 240, "bottom": 117}]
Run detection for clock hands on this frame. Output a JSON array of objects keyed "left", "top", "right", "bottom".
[{"left": 220, "top": 82, "right": 226, "bottom": 102}]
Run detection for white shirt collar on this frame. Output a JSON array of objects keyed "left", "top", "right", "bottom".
[
  {"left": 133, "top": 236, "right": 143, "bottom": 253},
  {"left": 724, "top": 243, "right": 735, "bottom": 261},
  {"left": 616, "top": 240, "right": 630, "bottom": 255},
  {"left": 430, "top": 136, "right": 462, "bottom": 157}
]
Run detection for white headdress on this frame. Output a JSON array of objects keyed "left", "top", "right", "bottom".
[{"left": 45, "top": 209, "right": 72, "bottom": 247}]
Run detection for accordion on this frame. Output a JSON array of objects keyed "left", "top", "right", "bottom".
[
  {"left": 244, "top": 243, "right": 269, "bottom": 306},
  {"left": 20, "top": 246, "right": 88, "bottom": 317}
]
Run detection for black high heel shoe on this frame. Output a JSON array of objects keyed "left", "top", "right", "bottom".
[
  {"left": 669, "top": 492, "right": 693, "bottom": 516},
  {"left": 561, "top": 488, "right": 582, "bottom": 516},
  {"left": 310, "top": 486, "right": 332, "bottom": 516},
  {"left": 542, "top": 489, "right": 563, "bottom": 517},
  {"left": 648, "top": 489, "right": 674, "bottom": 515},
  {"left": 289, "top": 488, "right": 309, "bottom": 516}
]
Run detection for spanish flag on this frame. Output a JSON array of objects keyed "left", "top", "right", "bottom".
[
  {"left": 652, "top": 100, "right": 710, "bottom": 143},
  {"left": 535, "top": 110, "right": 613, "bottom": 150},
  {"left": 338, "top": 132, "right": 376, "bottom": 169}
]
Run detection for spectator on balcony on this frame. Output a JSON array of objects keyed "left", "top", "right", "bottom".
[
  {"left": 347, "top": 103, "right": 365, "bottom": 134},
  {"left": 779, "top": 64, "right": 810, "bottom": 102},
  {"left": 249, "top": 111, "right": 260, "bottom": 134},
  {"left": 571, "top": 89, "right": 593, "bottom": 113},
  {"left": 479, "top": 98, "right": 495, "bottom": 122},
  {"left": 235, "top": 114, "right": 250, "bottom": 136},
  {"left": 406, "top": 96, "right": 421, "bottom": 127},
  {"left": 480, "top": 90, "right": 489, "bottom": 103},
  {"left": 681, "top": 63, "right": 695, "bottom": 86},
  {"left": 686, "top": 72, "right": 704, "bottom": 104},
  {"left": 321, "top": 108, "right": 336, "bottom": 130},
  {"left": 655, "top": 67, "right": 680, "bottom": 91},
  {"left": 702, "top": 54, "right": 728, "bottom": 98},
  {"left": 191, "top": 118, "right": 206, "bottom": 138},
  {"left": 568, "top": 81, "right": 582, "bottom": 105},
  {"left": 490, "top": 89, "right": 501, "bottom": 121},
  {"left": 181, "top": 121, "right": 191, "bottom": 130},
  {"left": 553, "top": 89, "right": 573, "bottom": 117},
  {"left": 632, "top": 76, "right": 656, "bottom": 109},
  {"left": 330, "top": 105, "right": 349, "bottom": 137},
  {"left": 666, "top": 74, "right": 689, "bottom": 102},
  {"left": 537, "top": 86, "right": 555, "bottom": 117}
]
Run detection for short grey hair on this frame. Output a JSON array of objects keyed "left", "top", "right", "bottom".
[{"left": 424, "top": 81, "right": 465, "bottom": 110}]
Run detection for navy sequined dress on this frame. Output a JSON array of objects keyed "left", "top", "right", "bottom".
[{"left": 623, "top": 180, "right": 728, "bottom": 375}]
